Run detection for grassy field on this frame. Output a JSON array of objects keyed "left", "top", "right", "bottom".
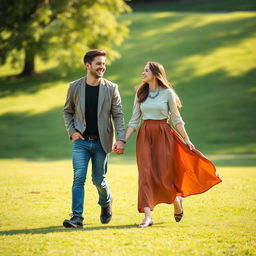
[
  {"left": 0, "top": 1, "right": 255, "bottom": 158},
  {"left": 0, "top": 1, "right": 255, "bottom": 255},
  {"left": 0, "top": 158, "right": 255, "bottom": 256}
]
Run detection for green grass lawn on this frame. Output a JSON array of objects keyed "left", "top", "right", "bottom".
[
  {"left": 0, "top": 158, "right": 255, "bottom": 256},
  {"left": 0, "top": 3, "right": 256, "bottom": 159}
]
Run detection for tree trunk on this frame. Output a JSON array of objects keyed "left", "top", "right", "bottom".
[{"left": 18, "top": 48, "right": 36, "bottom": 77}]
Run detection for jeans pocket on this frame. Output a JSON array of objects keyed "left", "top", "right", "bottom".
[{"left": 73, "top": 138, "right": 81, "bottom": 142}]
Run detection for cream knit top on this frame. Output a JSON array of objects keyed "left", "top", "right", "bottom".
[{"left": 128, "top": 88, "right": 185, "bottom": 129}]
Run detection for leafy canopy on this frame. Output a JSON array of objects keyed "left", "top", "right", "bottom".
[{"left": 0, "top": 0, "right": 131, "bottom": 70}]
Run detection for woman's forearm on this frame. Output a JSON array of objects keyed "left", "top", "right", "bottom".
[
  {"left": 175, "top": 123, "right": 195, "bottom": 150},
  {"left": 125, "top": 126, "right": 136, "bottom": 141},
  {"left": 175, "top": 123, "right": 189, "bottom": 139}
]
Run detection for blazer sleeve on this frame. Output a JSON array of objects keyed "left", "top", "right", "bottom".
[
  {"left": 63, "top": 84, "right": 76, "bottom": 138},
  {"left": 111, "top": 84, "right": 126, "bottom": 142}
]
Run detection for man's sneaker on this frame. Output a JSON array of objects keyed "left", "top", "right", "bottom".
[
  {"left": 63, "top": 215, "right": 84, "bottom": 228},
  {"left": 100, "top": 198, "right": 112, "bottom": 224}
]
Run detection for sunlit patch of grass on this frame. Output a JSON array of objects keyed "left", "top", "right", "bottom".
[
  {"left": 177, "top": 37, "right": 256, "bottom": 78},
  {"left": 0, "top": 159, "right": 255, "bottom": 255},
  {"left": 0, "top": 82, "right": 67, "bottom": 115}
]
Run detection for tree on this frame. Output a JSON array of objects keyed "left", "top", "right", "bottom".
[{"left": 0, "top": 0, "right": 131, "bottom": 76}]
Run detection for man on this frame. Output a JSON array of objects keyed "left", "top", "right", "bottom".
[{"left": 63, "top": 49, "right": 126, "bottom": 228}]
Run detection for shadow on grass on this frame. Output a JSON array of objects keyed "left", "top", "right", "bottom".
[
  {"left": 0, "top": 106, "right": 71, "bottom": 159},
  {"left": 0, "top": 66, "right": 84, "bottom": 98},
  {"left": 0, "top": 223, "right": 162, "bottom": 235}
]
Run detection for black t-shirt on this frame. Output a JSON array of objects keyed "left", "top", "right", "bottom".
[{"left": 83, "top": 83, "right": 99, "bottom": 137}]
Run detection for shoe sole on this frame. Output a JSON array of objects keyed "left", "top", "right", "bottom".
[
  {"left": 138, "top": 221, "right": 153, "bottom": 228},
  {"left": 101, "top": 216, "right": 112, "bottom": 224},
  {"left": 63, "top": 221, "right": 83, "bottom": 228},
  {"left": 174, "top": 196, "right": 184, "bottom": 222}
]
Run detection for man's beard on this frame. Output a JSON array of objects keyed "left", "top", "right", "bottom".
[{"left": 91, "top": 69, "right": 104, "bottom": 78}]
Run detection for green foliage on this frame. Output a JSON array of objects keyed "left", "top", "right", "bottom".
[
  {"left": 0, "top": 159, "right": 255, "bottom": 255},
  {"left": 0, "top": 0, "right": 131, "bottom": 71}
]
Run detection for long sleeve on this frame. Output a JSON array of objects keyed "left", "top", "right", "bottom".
[
  {"left": 111, "top": 85, "right": 126, "bottom": 141},
  {"left": 63, "top": 84, "right": 76, "bottom": 137},
  {"left": 128, "top": 95, "right": 142, "bottom": 130},
  {"left": 167, "top": 89, "right": 185, "bottom": 127}
]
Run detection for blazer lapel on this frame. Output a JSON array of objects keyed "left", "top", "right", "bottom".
[
  {"left": 98, "top": 78, "right": 106, "bottom": 115},
  {"left": 78, "top": 76, "right": 86, "bottom": 117}
]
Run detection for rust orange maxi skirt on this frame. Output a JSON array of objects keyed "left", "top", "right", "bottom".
[{"left": 136, "top": 119, "right": 222, "bottom": 213}]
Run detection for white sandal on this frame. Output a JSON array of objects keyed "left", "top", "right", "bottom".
[{"left": 138, "top": 218, "right": 153, "bottom": 228}]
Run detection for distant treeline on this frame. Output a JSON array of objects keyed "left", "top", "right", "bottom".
[{"left": 128, "top": 0, "right": 206, "bottom": 3}]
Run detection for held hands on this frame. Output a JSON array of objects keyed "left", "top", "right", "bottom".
[
  {"left": 71, "top": 132, "right": 84, "bottom": 141},
  {"left": 71, "top": 133, "right": 125, "bottom": 155},
  {"left": 184, "top": 136, "right": 195, "bottom": 151},
  {"left": 112, "top": 140, "right": 125, "bottom": 154}
]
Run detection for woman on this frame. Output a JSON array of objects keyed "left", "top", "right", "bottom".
[{"left": 125, "top": 62, "right": 222, "bottom": 228}]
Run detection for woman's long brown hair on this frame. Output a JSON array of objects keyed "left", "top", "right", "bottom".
[{"left": 137, "top": 62, "right": 182, "bottom": 108}]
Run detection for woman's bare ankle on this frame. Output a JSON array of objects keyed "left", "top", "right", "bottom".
[{"left": 144, "top": 207, "right": 152, "bottom": 219}]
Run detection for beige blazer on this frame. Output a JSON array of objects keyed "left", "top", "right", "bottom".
[{"left": 63, "top": 76, "right": 126, "bottom": 153}]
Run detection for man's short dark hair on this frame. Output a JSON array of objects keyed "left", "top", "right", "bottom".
[{"left": 83, "top": 49, "right": 106, "bottom": 64}]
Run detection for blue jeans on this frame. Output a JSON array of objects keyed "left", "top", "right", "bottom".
[{"left": 71, "top": 139, "right": 111, "bottom": 217}]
